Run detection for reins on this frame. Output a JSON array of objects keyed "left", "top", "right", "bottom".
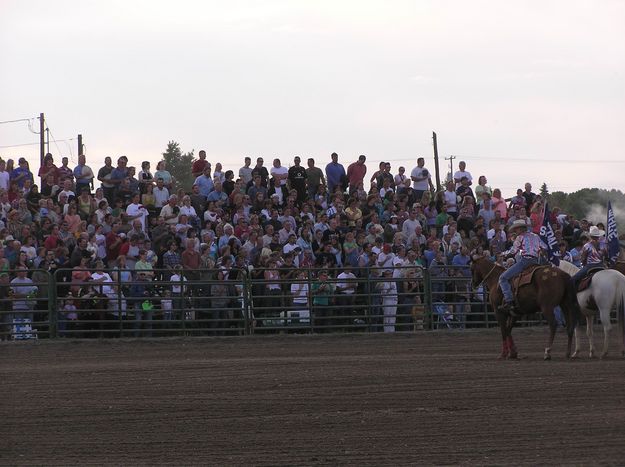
[{"left": 475, "top": 263, "right": 500, "bottom": 289}]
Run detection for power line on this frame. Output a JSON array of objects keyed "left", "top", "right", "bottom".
[
  {"left": 0, "top": 142, "right": 41, "bottom": 149},
  {"left": 368, "top": 156, "right": 625, "bottom": 164},
  {"left": 0, "top": 117, "right": 35, "bottom": 125},
  {"left": 0, "top": 138, "right": 75, "bottom": 150}
]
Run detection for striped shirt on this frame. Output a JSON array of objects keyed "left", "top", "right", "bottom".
[
  {"left": 505, "top": 232, "right": 547, "bottom": 258},
  {"left": 582, "top": 241, "right": 606, "bottom": 265}
]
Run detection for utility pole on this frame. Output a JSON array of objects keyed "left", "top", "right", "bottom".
[
  {"left": 39, "top": 113, "right": 45, "bottom": 169},
  {"left": 45, "top": 127, "right": 50, "bottom": 156},
  {"left": 432, "top": 132, "right": 441, "bottom": 191},
  {"left": 77, "top": 134, "right": 84, "bottom": 156},
  {"left": 445, "top": 155, "right": 456, "bottom": 185}
]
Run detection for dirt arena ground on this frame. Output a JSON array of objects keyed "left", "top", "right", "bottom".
[{"left": 2, "top": 327, "right": 625, "bottom": 465}]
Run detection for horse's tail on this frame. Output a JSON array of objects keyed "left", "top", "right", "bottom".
[{"left": 617, "top": 277, "right": 625, "bottom": 350}]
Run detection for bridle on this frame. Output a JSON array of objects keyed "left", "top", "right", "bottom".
[{"left": 473, "top": 262, "right": 499, "bottom": 290}]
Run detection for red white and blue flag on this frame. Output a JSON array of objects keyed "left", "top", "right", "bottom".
[{"left": 606, "top": 201, "right": 619, "bottom": 265}]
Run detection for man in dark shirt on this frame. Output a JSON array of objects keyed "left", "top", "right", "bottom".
[
  {"left": 287, "top": 156, "right": 307, "bottom": 203},
  {"left": 97, "top": 157, "right": 115, "bottom": 204},
  {"left": 250, "top": 157, "right": 269, "bottom": 188}
]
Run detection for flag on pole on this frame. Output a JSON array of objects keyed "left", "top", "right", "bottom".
[
  {"left": 606, "top": 201, "right": 619, "bottom": 265},
  {"left": 539, "top": 202, "right": 560, "bottom": 265}
]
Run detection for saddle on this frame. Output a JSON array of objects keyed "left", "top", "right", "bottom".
[
  {"left": 577, "top": 267, "right": 604, "bottom": 293},
  {"left": 510, "top": 264, "right": 546, "bottom": 292}
]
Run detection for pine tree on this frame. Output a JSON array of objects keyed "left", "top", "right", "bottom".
[
  {"left": 161, "top": 141, "right": 195, "bottom": 192},
  {"left": 540, "top": 182, "right": 549, "bottom": 199}
]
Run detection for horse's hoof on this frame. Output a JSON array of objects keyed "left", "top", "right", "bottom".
[
  {"left": 600, "top": 352, "right": 608, "bottom": 360},
  {"left": 498, "top": 353, "right": 507, "bottom": 360},
  {"left": 544, "top": 354, "right": 552, "bottom": 361},
  {"left": 508, "top": 352, "right": 518, "bottom": 360},
  {"left": 571, "top": 352, "right": 579, "bottom": 359}
]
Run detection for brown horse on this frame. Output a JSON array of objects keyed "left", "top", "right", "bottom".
[{"left": 471, "top": 256, "right": 577, "bottom": 360}]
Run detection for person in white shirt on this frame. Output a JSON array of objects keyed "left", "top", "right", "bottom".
[
  {"left": 58, "top": 179, "right": 76, "bottom": 201},
  {"left": 376, "top": 269, "right": 398, "bottom": 332},
  {"left": 377, "top": 244, "right": 396, "bottom": 269},
  {"left": 443, "top": 181, "right": 459, "bottom": 220},
  {"left": 410, "top": 157, "right": 434, "bottom": 201},
  {"left": 453, "top": 160, "right": 473, "bottom": 188},
  {"left": 153, "top": 178, "right": 170, "bottom": 208},
  {"left": 125, "top": 193, "right": 148, "bottom": 231},
  {"left": 0, "top": 160, "right": 10, "bottom": 191},
  {"left": 270, "top": 158, "right": 288, "bottom": 186},
  {"left": 401, "top": 209, "right": 422, "bottom": 240},
  {"left": 336, "top": 265, "right": 358, "bottom": 322}
]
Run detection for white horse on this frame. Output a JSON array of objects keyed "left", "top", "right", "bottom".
[{"left": 558, "top": 260, "right": 625, "bottom": 358}]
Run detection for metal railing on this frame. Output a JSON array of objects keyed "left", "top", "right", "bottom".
[{"left": 0, "top": 265, "right": 539, "bottom": 340}]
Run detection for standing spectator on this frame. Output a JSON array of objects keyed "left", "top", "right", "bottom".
[
  {"left": 97, "top": 157, "right": 115, "bottom": 203},
  {"left": 394, "top": 166, "right": 408, "bottom": 189},
  {"left": 11, "top": 158, "right": 34, "bottom": 189},
  {"left": 0, "top": 159, "right": 11, "bottom": 191},
  {"left": 57, "top": 157, "right": 74, "bottom": 185},
  {"left": 346, "top": 155, "right": 367, "bottom": 195},
  {"left": 181, "top": 238, "right": 201, "bottom": 280},
  {"left": 10, "top": 266, "right": 38, "bottom": 323},
  {"left": 38, "top": 154, "right": 58, "bottom": 186},
  {"left": 325, "top": 152, "right": 346, "bottom": 194},
  {"left": 410, "top": 157, "right": 434, "bottom": 202},
  {"left": 312, "top": 270, "right": 335, "bottom": 332},
  {"left": 153, "top": 178, "right": 170, "bottom": 209},
  {"left": 192, "top": 150, "right": 209, "bottom": 178},
  {"left": 376, "top": 269, "right": 398, "bottom": 332},
  {"left": 453, "top": 160, "right": 472, "bottom": 188},
  {"left": 522, "top": 182, "right": 537, "bottom": 215},
  {"left": 251, "top": 157, "right": 269, "bottom": 188},
  {"left": 138, "top": 161, "right": 154, "bottom": 194},
  {"left": 126, "top": 193, "right": 148, "bottom": 231},
  {"left": 153, "top": 161, "right": 172, "bottom": 189},
  {"left": 163, "top": 241, "right": 182, "bottom": 275},
  {"left": 474, "top": 175, "right": 492, "bottom": 198},
  {"left": 270, "top": 158, "right": 288, "bottom": 186},
  {"left": 73, "top": 154, "right": 94, "bottom": 193},
  {"left": 105, "top": 223, "right": 124, "bottom": 267},
  {"left": 287, "top": 156, "right": 307, "bottom": 203},
  {"left": 305, "top": 158, "right": 325, "bottom": 199},
  {"left": 239, "top": 156, "right": 253, "bottom": 186}
]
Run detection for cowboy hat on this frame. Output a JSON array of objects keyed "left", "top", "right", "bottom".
[
  {"left": 588, "top": 225, "right": 605, "bottom": 237},
  {"left": 509, "top": 219, "right": 528, "bottom": 232}
]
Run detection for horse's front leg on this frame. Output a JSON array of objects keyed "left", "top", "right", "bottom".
[
  {"left": 496, "top": 309, "right": 510, "bottom": 359},
  {"left": 571, "top": 326, "right": 581, "bottom": 359},
  {"left": 506, "top": 316, "right": 518, "bottom": 359}
]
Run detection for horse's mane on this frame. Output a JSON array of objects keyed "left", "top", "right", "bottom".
[{"left": 557, "top": 259, "right": 579, "bottom": 277}]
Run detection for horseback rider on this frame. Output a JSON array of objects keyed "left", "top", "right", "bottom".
[
  {"left": 570, "top": 225, "right": 607, "bottom": 288},
  {"left": 498, "top": 219, "right": 547, "bottom": 314}
]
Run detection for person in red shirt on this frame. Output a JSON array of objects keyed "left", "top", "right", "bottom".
[
  {"left": 181, "top": 238, "right": 201, "bottom": 280},
  {"left": 106, "top": 222, "right": 124, "bottom": 266},
  {"left": 192, "top": 150, "right": 209, "bottom": 179},
  {"left": 44, "top": 224, "right": 61, "bottom": 250},
  {"left": 346, "top": 155, "right": 367, "bottom": 195}
]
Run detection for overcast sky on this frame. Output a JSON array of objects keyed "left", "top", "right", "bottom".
[{"left": 1, "top": 0, "right": 624, "bottom": 196}]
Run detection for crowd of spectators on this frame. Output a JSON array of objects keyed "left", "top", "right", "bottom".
[{"left": 0, "top": 150, "right": 609, "bottom": 338}]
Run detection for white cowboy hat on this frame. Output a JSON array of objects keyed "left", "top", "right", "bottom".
[
  {"left": 509, "top": 219, "right": 528, "bottom": 232},
  {"left": 588, "top": 225, "right": 605, "bottom": 237}
]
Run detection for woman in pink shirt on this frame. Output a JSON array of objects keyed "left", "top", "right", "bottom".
[{"left": 491, "top": 188, "right": 508, "bottom": 221}]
